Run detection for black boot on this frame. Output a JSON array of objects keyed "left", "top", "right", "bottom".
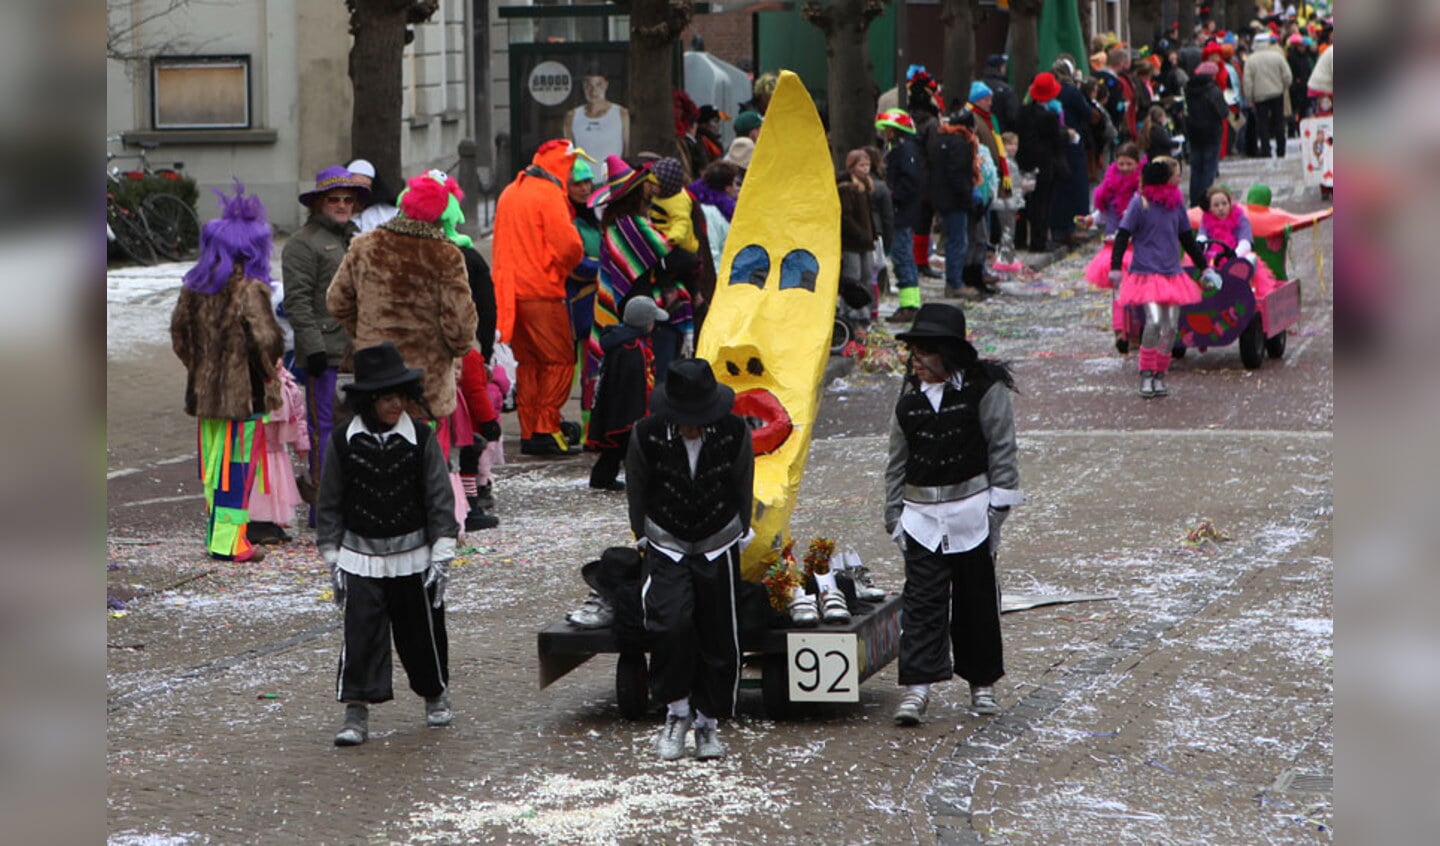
[{"left": 464, "top": 495, "right": 499, "bottom": 531}]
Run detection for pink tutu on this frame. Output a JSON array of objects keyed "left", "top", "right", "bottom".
[
  {"left": 249, "top": 446, "right": 302, "bottom": 525},
  {"left": 1084, "top": 241, "right": 1131, "bottom": 288},
  {"left": 1116, "top": 271, "right": 1203, "bottom": 307}
]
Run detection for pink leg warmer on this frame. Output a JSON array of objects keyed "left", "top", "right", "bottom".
[{"left": 1153, "top": 347, "right": 1172, "bottom": 374}]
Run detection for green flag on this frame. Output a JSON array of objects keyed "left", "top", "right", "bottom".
[{"left": 1037, "top": 0, "right": 1088, "bottom": 79}]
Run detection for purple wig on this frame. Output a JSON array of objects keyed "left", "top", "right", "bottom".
[{"left": 182, "top": 180, "right": 273, "bottom": 294}]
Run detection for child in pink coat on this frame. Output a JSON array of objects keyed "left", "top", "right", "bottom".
[{"left": 248, "top": 362, "right": 308, "bottom": 543}]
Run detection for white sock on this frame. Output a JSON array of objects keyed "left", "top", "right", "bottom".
[
  {"left": 907, "top": 683, "right": 930, "bottom": 697},
  {"left": 667, "top": 698, "right": 691, "bottom": 718},
  {"left": 791, "top": 585, "right": 810, "bottom": 602},
  {"left": 692, "top": 711, "right": 716, "bottom": 730},
  {"left": 814, "top": 570, "right": 838, "bottom": 593}
]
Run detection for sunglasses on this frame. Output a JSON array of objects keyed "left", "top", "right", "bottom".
[{"left": 324, "top": 195, "right": 357, "bottom": 206}]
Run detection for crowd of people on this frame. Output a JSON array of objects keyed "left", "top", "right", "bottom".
[{"left": 162, "top": 7, "right": 1330, "bottom": 760}]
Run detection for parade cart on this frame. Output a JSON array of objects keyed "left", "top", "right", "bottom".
[
  {"left": 537, "top": 592, "right": 902, "bottom": 720},
  {"left": 1118, "top": 242, "right": 1297, "bottom": 369},
  {"left": 1114, "top": 194, "right": 1332, "bottom": 368}
]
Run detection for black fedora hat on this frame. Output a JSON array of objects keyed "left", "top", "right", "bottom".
[
  {"left": 650, "top": 358, "right": 735, "bottom": 426},
  {"left": 343, "top": 341, "right": 424, "bottom": 394},
  {"left": 894, "top": 302, "right": 971, "bottom": 347}
]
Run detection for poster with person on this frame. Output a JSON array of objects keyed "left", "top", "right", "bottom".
[{"left": 510, "top": 46, "right": 629, "bottom": 181}]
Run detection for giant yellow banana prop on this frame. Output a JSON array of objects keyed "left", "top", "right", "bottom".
[{"left": 696, "top": 70, "right": 840, "bottom": 582}]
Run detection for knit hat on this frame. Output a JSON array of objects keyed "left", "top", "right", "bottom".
[
  {"left": 572, "top": 158, "right": 594, "bottom": 183},
  {"left": 1195, "top": 61, "right": 1220, "bottom": 77},
  {"left": 1028, "top": 72, "right": 1061, "bottom": 103},
  {"left": 1141, "top": 159, "right": 1173, "bottom": 186},
  {"left": 651, "top": 157, "right": 687, "bottom": 198},
  {"left": 733, "top": 110, "right": 763, "bottom": 135},
  {"left": 622, "top": 296, "right": 669, "bottom": 329},
  {"left": 968, "top": 81, "right": 993, "bottom": 103}
]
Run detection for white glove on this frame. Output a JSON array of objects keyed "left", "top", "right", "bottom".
[
  {"left": 1108, "top": 269, "right": 1124, "bottom": 288},
  {"left": 424, "top": 559, "right": 451, "bottom": 609},
  {"left": 1235, "top": 239, "right": 1255, "bottom": 262},
  {"left": 1200, "top": 268, "right": 1223, "bottom": 291},
  {"left": 1194, "top": 233, "right": 1208, "bottom": 244},
  {"left": 680, "top": 332, "right": 695, "bottom": 360},
  {"left": 329, "top": 563, "right": 346, "bottom": 608},
  {"left": 987, "top": 507, "right": 1010, "bottom": 558}
]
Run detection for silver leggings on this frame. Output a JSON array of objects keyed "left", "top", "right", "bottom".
[{"left": 1141, "top": 303, "right": 1180, "bottom": 351}]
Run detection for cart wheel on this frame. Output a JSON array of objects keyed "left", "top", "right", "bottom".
[
  {"left": 1115, "top": 337, "right": 1129, "bottom": 355},
  {"left": 1265, "top": 329, "right": 1287, "bottom": 359},
  {"left": 831, "top": 318, "right": 852, "bottom": 355},
  {"left": 1171, "top": 346, "right": 1186, "bottom": 359},
  {"left": 1239, "top": 316, "right": 1265, "bottom": 369},
  {"left": 761, "top": 653, "right": 791, "bottom": 720},
  {"left": 615, "top": 652, "right": 649, "bottom": 720}
]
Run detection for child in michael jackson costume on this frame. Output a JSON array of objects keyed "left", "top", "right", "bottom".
[
  {"left": 626, "top": 359, "right": 754, "bottom": 761},
  {"left": 885, "top": 303, "right": 1023, "bottom": 725},
  {"left": 170, "top": 182, "right": 284, "bottom": 563},
  {"left": 317, "top": 342, "right": 460, "bottom": 747},
  {"left": 1111, "top": 157, "right": 1222, "bottom": 399}
]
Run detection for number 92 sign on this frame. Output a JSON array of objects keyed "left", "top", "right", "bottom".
[{"left": 785, "top": 633, "right": 859, "bottom": 702}]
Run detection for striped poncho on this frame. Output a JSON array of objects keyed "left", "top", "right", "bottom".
[{"left": 588, "top": 214, "right": 689, "bottom": 376}]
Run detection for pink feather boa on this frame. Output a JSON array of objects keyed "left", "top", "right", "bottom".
[
  {"left": 1140, "top": 183, "right": 1183, "bottom": 209},
  {"left": 1093, "top": 163, "right": 1140, "bottom": 216},
  {"left": 1201, "top": 205, "right": 1243, "bottom": 248}
]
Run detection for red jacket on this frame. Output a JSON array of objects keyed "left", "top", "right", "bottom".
[{"left": 458, "top": 348, "right": 497, "bottom": 426}]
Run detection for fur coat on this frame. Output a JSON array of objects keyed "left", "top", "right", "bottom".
[
  {"left": 326, "top": 217, "right": 478, "bottom": 417},
  {"left": 170, "top": 268, "right": 284, "bottom": 420}
]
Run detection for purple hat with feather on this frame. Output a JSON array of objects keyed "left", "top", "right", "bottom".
[{"left": 298, "top": 165, "right": 370, "bottom": 206}]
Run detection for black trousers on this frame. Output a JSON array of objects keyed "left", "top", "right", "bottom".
[
  {"left": 589, "top": 446, "right": 624, "bottom": 487},
  {"left": 1018, "top": 179, "right": 1055, "bottom": 252},
  {"left": 897, "top": 534, "right": 1004, "bottom": 687},
  {"left": 1254, "top": 97, "right": 1287, "bottom": 157},
  {"left": 641, "top": 545, "right": 741, "bottom": 719},
  {"left": 336, "top": 571, "right": 448, "bottom": 703}
]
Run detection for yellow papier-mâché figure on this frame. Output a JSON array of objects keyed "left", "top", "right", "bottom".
[{"left": 695, "top": 70, "right": 841, "bottom": 582}]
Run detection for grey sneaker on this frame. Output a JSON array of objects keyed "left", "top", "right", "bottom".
[
  {"left": 566, "top": 591, "right": 615, "bottom": 629},
  {"left": 425, "top": 693, "right": 453, "bottom": 727},
  {"left": 846, "top": 565, "right": 887, "bottom": 601},
  {"left": 1139, "top": 371, "right": 1156, "bottom": 398},
  {"left": 893, "top": 689, "right": 928, "bottom": 726},
  {"left": 656, "top": 713, "right": 693, "bottom": 761},
  {"left": 970, "top": 685, "right": 1000, "bottom": 715},
  {"left": 820, "top": 590, "right": 851, "bottom": 624},
  {"left": 1151, "top": 373, "right": 1168, "bottom": 397},
  {"left": 334, "top": 703, "right": 369, "bottom": 746},
  {"left": 788, "top": 593, "right": 819, "bottom": 627},
  {"left": 694, "top": 724, "right": 724, "bottom": 760}
]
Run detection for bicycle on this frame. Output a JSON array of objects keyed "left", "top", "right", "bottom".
[{"left": 107, "top": 136, "right": 203, "bottom": 263}]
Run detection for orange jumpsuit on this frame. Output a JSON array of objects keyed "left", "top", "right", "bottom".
[{"left": 492, "top": 140, "right": 586, "bottom": 440}]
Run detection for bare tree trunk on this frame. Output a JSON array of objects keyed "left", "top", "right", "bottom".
[
  {"left": 804, "top": 0, "right": 886, "bottom": 168},
  {"left": 628, "top": 0, "right": 694, "bottom": 160},
  {"left": 348, "top": 1, "right": 438, "bottom": 189},
  {"left": 1177, "top": 0, "right": 1196, "bottom": 43},
  {"left": 939, "top": 0, "right": 976, "bottom": 114},
  {"left": 1009, "top": 0, "right": 1043, "bottom": 95},
  {"left": 1130, "top": 0, "right": 1163, "bottom": 48}
]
